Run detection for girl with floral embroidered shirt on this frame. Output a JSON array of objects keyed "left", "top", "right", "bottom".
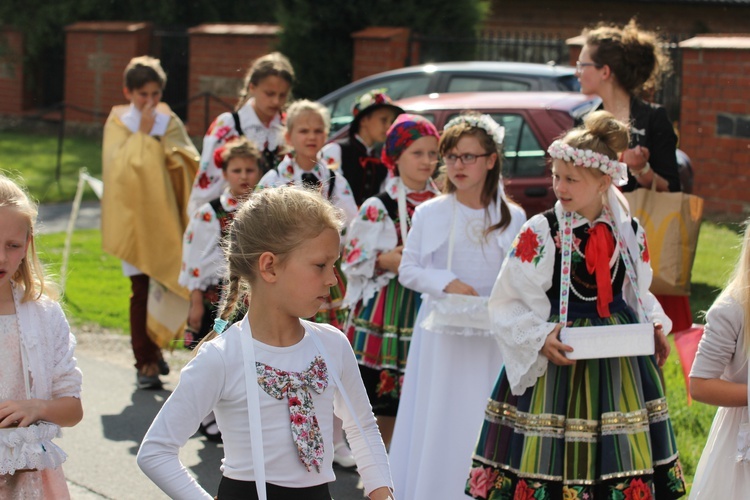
[
  {"left": 341, "top": 114, "right": 440, "bottom": 448},
  {"left": 138, "top": 187, "right": 393, "bottom": 500},
  {"left": 467, "top": 111, "right": 685, "bottom": 500},
  {"left": 0, "top": 175, "right": 83, "bottom": 498},
  {"left": 188, "top": 52, "right": 294, "bottom": 216},
  {"left": 388, "top": 113, "right": 526, "bottom": 500}
]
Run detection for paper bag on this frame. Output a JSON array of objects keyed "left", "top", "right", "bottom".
[{"left": 147, "top": 279, "right": 189, "bottom": 349}]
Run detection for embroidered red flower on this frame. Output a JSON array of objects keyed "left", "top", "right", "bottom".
[
  {"left": 202, "top": 212, "right": 212, "bottom": 222},
  {"left": 377, "top": 370, "right": 395, "bottom": 397},
  {"left": 641, "top": 238, "right": 650, "bottom": 263},
  {"left": 345, "top": 247, "right": 362, "bottom": 265},
  {"left": 191, "top": 268, "right": 200, "bottom": 277},
  {"left": 197, "top": 172, "right": 210, "bottom": 189},
  {"left": 214, "top": 125, "right": 232, "bottom": 140},
  {"left": 365, "top": 205, "right": 380, "bottom": 222},
  {"left": 468, "top": 466, "right": 499, "bottom": 498},
  {"left": 287, "top": 164, "right": 294, "bottom": 174},
  {"left": 623, "top": 478, "right": 652, "bottom": 500},
  {"left": 289, "top": 396, "right": 302, "bottom": 407},
  {"left": 514, "top": 479, "right": 536, "bottom": 500},
  {"left": 291, "top": 414, "right": 308, "bottom": 425},
  {"left": 514, "top": 228, "right": 540, "bottom": 263}
]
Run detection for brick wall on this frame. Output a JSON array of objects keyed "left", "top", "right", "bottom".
[
  {"left": 351, "top": 27, "right": 413, "bottom": 82},
  {"left": 0, "top": 28, "right": 26, "bottom": 114},
  {"left": 187, "top": 24, "right": 280, "bottom": 133},
  {"left": 64, "top": 22, "right": 153, "bottom": 123},
  {"left": 679, "top": 35, "right": 750, "bottom": 216},
  {"left": 484, "top": 0, "right": 750, "bottom": 37}
]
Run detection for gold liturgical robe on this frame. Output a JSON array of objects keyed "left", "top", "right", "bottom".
[{"left": 102, "top": 103, "right": 199, "bottom": 345}]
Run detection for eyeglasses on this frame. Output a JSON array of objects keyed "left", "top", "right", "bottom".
[
  {"left": 444, "top": 153, "right": 491, "bottom": 166},
  {"left": 576, "top": 61, "right": 600, "bottom": 72}
]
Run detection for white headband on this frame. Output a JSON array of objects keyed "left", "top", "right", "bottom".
[
  {"left": 547, "top": 140, "right": 628, "bottom": 186},
  {"left": 444, "top": 114, "right": 505, "bottom": 148}
]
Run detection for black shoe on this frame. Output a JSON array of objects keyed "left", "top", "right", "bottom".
[
  {"left": 157, "top": 358, "right": 170, "bottom": 376},
  {"left": 199, "top": 420, "right": 223, "bottom": 443},
  {"left": 136, "top": 372, "right": 163, "bottom": 390}
]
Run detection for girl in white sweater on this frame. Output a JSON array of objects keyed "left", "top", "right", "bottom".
[{"left": 138, "top": 186, "right": 393, "bottom": 500}]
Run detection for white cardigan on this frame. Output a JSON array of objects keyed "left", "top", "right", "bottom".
[{"left": 12, "top": 282, "right": 82, "bottom": 402}]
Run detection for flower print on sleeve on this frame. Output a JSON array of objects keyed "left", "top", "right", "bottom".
[{"left": 510, "top": 227, "right": 546, "bottom": 266}]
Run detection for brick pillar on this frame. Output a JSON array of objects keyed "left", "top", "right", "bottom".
[
  {"left": 0, "top": 27, "right": 26, "bottom": 115},
  {"left": 187, "top": 24, "right": 281, "bottom": 134},
  {"left": 64, "top": 22, "right": 153, "bottom": 123},
  {"left": 351, "top": 27, "right": 412, "bottom": 82},
  {"left": 680, "top": 35, "right": 750, "bottom": 217},
  {"left": 566, "top": 35, "right": 584, "bottom": 67}
]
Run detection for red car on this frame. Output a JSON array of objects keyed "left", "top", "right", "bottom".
[{"left": 391, "top": 92, "right": 601, "bottom": 216}]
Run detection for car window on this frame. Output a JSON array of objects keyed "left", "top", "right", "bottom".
[
  {"left": 447, "top": 77, "right": 530, "bottom": 92},
  {"left": 555, "top": 75, "right": 581, "bottom": 92},
  {"left": 328, "top": 76, "right": 432, "bottom": 134},
  {"left": 488, "top": 113, "right": 545, "bottom": 178}
]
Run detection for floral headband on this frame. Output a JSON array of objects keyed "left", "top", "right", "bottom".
[
  {"left": 444, "top": 114, "right": 505, "bottom": 148},
  {"left": 547, "top": 140, "right": 628, "bottom": 186}
]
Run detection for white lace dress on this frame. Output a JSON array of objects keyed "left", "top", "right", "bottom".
[
  {"left": 389, "top": 197, "right": 526, "bottom": 500},
  {"left": 0, "top": 314, "right": 70, "bottom": 499}
]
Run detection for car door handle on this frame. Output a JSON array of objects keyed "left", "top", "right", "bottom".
[{"left": 524, "top": 187, "right": 548, "bottom": 197}]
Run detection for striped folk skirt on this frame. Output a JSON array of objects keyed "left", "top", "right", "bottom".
[
  {"left": 313, "top": 259, "right": 348, "bottom": 330},
  {"left": 345, "top": 277, "right": 421, "bottom": 416},
  {"left": 467, "top": 300, "right": 686, "bottom": 499}
]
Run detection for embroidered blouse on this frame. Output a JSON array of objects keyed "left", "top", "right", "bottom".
[
  {"left": 256, "top": 155, "right": 358, "bottom": 226},
  {"left": 137, "top": 322, "right": 392, "bottom": 499},
  {"left": 341, "top": 176, "right": 439, "bottom": 308},
  {"left": 489, "top": 202, "right": 672, "bottom": 395},
  {"left": 188, "top": 100, "right": 285, "bottom": 215},
  {"left": 178, "top": 190, "right": 239, "bottom": 291}
]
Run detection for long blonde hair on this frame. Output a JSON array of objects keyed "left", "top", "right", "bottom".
[
  {"left": 720, "top": 220, "right": 750, "bottom": 351},
  {"left": 0, "top": 174, "right": 57, "bottom": 302},
  {"left": 196, "top": 186, "right": 343, "bottom": 349}
]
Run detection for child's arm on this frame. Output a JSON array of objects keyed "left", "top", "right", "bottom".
[
  {"left": 0, "top": 397, "right": 82, "bottom": 428},
  {"left": 331, "top": 333, "right": 394, "bottom": 497},
  {"left": 137, "top": 344, "right": 224, "bottom": 499},
  {"left": 398, "top": 205, "right": 458, "bottom": 297},
  {"left": 489, "top": 215, "right": 558, "bottom": 396},
  {"left": 689, "top": 296, "right": 748, "bottom": 407},
  {"left": 332, "top": 174, "right": 359, "bottom": 226},
  {"left": 341, "top": 197, "right": 399, "bottom": 308}
]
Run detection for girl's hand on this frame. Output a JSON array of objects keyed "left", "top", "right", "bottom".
[
  {"left": 188, "top": 300, "right": 204, "bottom": 332},
  {"left": 540, "top": 323, "right": 575, "bottom": 366},
  {"left": 653, "top": 323, "right": 670, "bottom": 367},
  {"left": 368, "top": 487, "right": 394, "bottom": 500},
  {"left": 139, "top": 102, "right": 157, "bottom": 134},
  {"left": 0, "top": 399, "right": 45, "bottom": 428},
  {"left": 376, "top": 246, "right": 403, "bottom": 274},
  {"left": 443, "top": 279, "right": 479, "bottom": 296}
]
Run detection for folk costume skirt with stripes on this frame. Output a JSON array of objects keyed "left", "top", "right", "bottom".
[
  {"left": 345, "top": 277, "right": 421, "bottom": 416},
  {"left": 467, "top": 298, "right": 686, "bottom": 500},
  {"left": 313, "top": 259, "right": 348, "bottom": 329}
]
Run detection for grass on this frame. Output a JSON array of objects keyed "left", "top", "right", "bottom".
[{"left": 0, "top": 130, "right": 102, "bottom": 203}]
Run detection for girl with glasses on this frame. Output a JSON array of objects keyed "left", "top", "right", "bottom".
[{"left": 388, "top": 113, "right": 526, "bottom": 499}]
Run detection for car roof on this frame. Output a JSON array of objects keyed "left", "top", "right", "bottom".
[
  {"left": 396, "top": 91, "right": 599, "bottom": 113},
  {"left": 357, "top": 61, "right": 576, "bottom": 79}
]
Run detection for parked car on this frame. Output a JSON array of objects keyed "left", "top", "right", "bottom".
[
  {"left": 319, "top": 61, "right": 580, "bottom": 135},
  {"left": 328, "top": 91, "right": 600, "bottom": 216}
]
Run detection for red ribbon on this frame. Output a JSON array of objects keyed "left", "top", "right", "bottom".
[
  {"left": 585, "top": 223, "right": 615, "bottom": 318},
  {"left": 358, "top": 156, "right": 382, "bottom": 170}
]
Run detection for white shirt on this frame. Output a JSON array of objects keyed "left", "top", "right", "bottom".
[{"left": 137, "top": 320, "right": 392, "bottom": 499}]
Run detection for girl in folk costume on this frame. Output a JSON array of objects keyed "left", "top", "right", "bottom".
[
  {"left": 0, "top": 176, "right": 83, "bottom": 499},
  {"left": 388, "top": 113, "right": 526, "bottom": 500},
  {"left": 689, "top": 220, "right": 750, "bottom": 498},
  {"left": 188, "top": 52, "right": 294, "bottom": 215},
  {"left": 467, "top": 111, "right": 686, "bottom": 500},
  {"left": 320, "top": 90, "right": 403, "bottom": 206},
  {"left": 138, "top": 187, "right": 394, "bottom": 500},
  {"left": 341, "top": 114, "right": 440, "bottom": 448},
  {"left": 180, "top": 137, "right": 262, "bottom": 349},
  {"left": 179, "top": 138, "right": 262, "bottom": 443},
  {"left": 256, "top": 100, "right": 358, "bottom": 329}
]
